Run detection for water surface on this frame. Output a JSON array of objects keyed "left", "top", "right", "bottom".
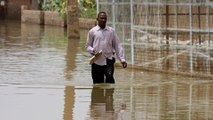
[{"left": 0, "top": 20, "right": 213, "bottom": 120}]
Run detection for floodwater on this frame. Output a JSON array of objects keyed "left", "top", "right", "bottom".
[{"left": 0, "top": 20, "right": 213, "bottom": 120}]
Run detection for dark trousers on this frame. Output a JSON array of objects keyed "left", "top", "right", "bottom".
[{"left": 91, "top": 58, "right": 115, "bottom": 84}]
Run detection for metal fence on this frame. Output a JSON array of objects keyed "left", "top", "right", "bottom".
[{"left": 97, "top": 0, "right": 213, "bottom": 78}]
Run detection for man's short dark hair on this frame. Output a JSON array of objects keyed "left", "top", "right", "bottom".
[{"left": 97, "top": 11, "right": 107, "bottom": 18}]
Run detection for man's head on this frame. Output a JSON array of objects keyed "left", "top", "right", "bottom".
[{"left": 97, "top": 11, "right": 107, "bottom": 29}]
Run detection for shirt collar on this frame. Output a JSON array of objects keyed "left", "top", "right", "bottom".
[{"left": 97, "top": 25, "right": 109, "bottom": 31}]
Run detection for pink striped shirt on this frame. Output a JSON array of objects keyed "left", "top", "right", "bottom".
[{"left": 86, "top": 25, "right": 126, "bottom": 65}]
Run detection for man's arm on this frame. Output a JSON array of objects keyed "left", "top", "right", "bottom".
[
  {"left": 85, "top": 31, "right": 96, "bottom": 55},
  {"left": 112, "top": 31, "right": 127, "bottom": 68}
]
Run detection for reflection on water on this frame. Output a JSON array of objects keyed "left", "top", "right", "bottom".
[
  {"left": 0, "top": 20, "right": 91, "bottom": 85},
  {"left": 0, "top": 84, "right": 65, "bottom": 120},
  {"left": 65, "top": 39, "right": 79, "bottom": 80},
  {"left": 63, "top": 86, "right": 74, "bottom": 120},
  {"left": 1, "top": 82, "right": 213, "bottom": 120},
  {"left": 89, "top": 86, "right": 115, "bottom": 119},
  {"left": 0, "top": 20, "right": 213, "bottom": 120}
]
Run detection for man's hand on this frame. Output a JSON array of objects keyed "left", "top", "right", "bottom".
[
  {"left": 121, "top": 61, "right": 127, "bottom": 68},
  {"left": 91, "top": 49, "right": 97, "bottom": 55}
]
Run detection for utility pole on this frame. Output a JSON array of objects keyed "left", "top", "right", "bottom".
[{"left": 67, "top": 0, "right": 80, "bottom": 39}]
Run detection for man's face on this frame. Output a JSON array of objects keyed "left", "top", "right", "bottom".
[{"left": 97, "top": 13, "right": 107, "bottom": 29}]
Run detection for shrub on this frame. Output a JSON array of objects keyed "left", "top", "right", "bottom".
[{"left": 41, "top": 0, "right": 96, "bottom": 20}]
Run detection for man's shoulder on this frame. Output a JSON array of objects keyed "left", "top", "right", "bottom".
[
  {"left": 106, "top": 26, "right": 115, "bottom": 31},
  {"left": 90, "top": 25, "right": 99, "bottom": 31},
  {"left": 88, "top": 26, "right": 98, "bottom": 35}
]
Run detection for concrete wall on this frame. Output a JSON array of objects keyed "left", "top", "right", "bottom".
[
  {"left": 79, "top": 18, "right": 97, "bottom": 29},
  {"left": 44, "top": 11, "right": 66, "bottom": 27},
  {"left": 21, "top": 5, "right": 97, "bottom": 29},
  {"left": 21, "top": 5, "right": 44, "bottom": 25}
]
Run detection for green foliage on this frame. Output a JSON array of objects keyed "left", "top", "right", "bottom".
[
  {"left": 41, "top": 0, "right": 96, "bottom": 19},
  {"left": 79, "top": 0, "right": 96, "bottom": 9},
  {"left": 42, "top": 0, "right": 65, "bottom": 11},
  {"left": 41, "top": 0, "right": 67, "bottom": 21},
  {"left": 78, "top": 0, "right": 96, "bottom": 19},
  {"left": 79, "top": 8, "right": 96, "bottom": 19}
]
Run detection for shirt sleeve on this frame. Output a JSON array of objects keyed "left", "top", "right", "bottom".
[
  {"left": 85, "top": 30, "right": 95, "bottom": 54},
  {"left": 112, "top": 30, "right": 126, "bottom": 62}
]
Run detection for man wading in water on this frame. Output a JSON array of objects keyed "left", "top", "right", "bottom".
[{"left": 86, "top": 11, "right": 127, "bottom": 84}]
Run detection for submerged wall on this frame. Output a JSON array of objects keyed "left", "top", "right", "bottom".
[
  {"left": 21, "top": 5, "right": 96, "bottom": 29},
  {"left": 21, "top": 5, "right": 44, "bottom": 25}
]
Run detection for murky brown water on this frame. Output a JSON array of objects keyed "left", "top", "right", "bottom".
[{"left": 0, "top": 20, "right": 213, "bottom": 120}]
